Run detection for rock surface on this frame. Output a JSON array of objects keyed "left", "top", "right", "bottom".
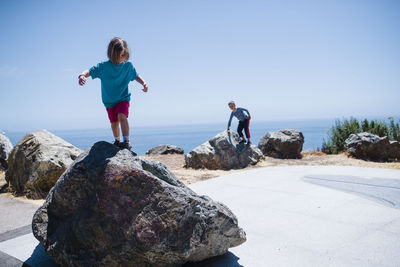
[
  {"left": 146, "top": 144, "right": 184, "bottom": 155},
  {"left": 6, "top": 129, "right": 82, "bottom": 198},
  {"left": 32, "top": 141, "right": 246, "bottom": 267},
  {"left": 345, "top": 132, "right": 400, "bottom": 161},
  {"left": 258, "top": 129, "right": 304, "bottom": 159},
  {"left": 185, "top": 130, "right": 263, "bottom": 170},
  {"left": 0, "top": 130, "right": 13, "bottom": 169}
]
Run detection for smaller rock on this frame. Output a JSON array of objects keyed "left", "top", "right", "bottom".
[
  {"left": 6, "top": 129, "right": 82, "bottom": 198},
  {"left": 0, "top": 130, "right": 13, "bottom": 169},
  {"left": 185, "top": 130, "right": 263, "bottom": 170},
  {"left": 146, "top": 144, "right": 184, "bottom": 155},
  {"left": 258, "top": 129, "right": 304, "bottom": 159},
  {"left": 345, "top": 132, "right": 400, "bottom": 161}
]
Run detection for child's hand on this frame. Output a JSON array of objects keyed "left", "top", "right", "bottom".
[
  {"left": 78, "top": 75, "right": 86, "bottom": 86},
  {"left": 142, "top": 83, "right": 148, "bottom": 93}
]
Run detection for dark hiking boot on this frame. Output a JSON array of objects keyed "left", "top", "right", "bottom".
[
  {"left": 120, "top": 141, "right": 132, "bottom": 150},
  {"left": 113, "top": 140, "right": 121, "bottom": 147}
]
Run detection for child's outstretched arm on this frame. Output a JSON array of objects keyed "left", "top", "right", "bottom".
[
  {"left": 227, "top": 113, "right": 234, "bottom": 130},
  {"left": 78, "top": 70, "right": 90, "bottom": 86},
  {"left": 135, "top": 75, "right": 148, "bottom": 92}
]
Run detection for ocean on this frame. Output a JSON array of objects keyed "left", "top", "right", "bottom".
[{"left": 5, "top": 119, "right": 336, "bottom": 156}]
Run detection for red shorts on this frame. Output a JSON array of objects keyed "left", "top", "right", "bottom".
[{"left": 106, "top": 101, "right": 130, "bottom": 123}]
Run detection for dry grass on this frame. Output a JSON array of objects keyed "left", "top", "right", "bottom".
[
  {"left": 0, "top": 169, "right": 45, "bottom": 206},
  {"left": 140, "top": 154, "right": 243, "bottom": 185},
  {"left": 301, "top": 150, "right": 327, "bottom": 156},
  {"left": 1, "top": 153, "right": 399, "bottom": 205},
  {"left": 142, "top": 153, "right": 400, "bottom": 185},
  {"left": 0, "top": 169, "right": 5, "bottom": 189}
]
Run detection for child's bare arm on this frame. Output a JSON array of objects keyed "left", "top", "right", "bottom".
[
  {"left": 78, "top": 70, "right": 90, "bottom": 86},
  {"left": 135, "top": 75, "right": 148, "bottom": 92}
]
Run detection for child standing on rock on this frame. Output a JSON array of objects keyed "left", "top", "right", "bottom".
[
  {"left": 227, "top": 101, "right": 251, "bottom": 144},
  {"left": 78, "top": 37, "right": 148, "bottom": 152}
]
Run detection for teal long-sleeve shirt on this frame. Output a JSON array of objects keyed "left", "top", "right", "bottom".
[{"left": 228, "top": 108, "right": 250, "bottom": 128}]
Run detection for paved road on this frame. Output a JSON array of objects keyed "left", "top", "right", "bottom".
[
  {"left": 0, "top": 196, "right": 56, "bottom": 266},
  {"left": 1, "top": 166, "right": 399, "bottom": 266},
  {"left": 190, "top": 166, "right": 400, "bottom": 267}
]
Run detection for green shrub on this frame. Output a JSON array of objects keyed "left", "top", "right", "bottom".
[
  {"left": 322, "top": 117, "right": 400, "bottom": 154},
  {"left": 389, "top": 117, "right": 400, "bottom": 141}
]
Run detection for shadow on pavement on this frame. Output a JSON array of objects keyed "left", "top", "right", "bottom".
[
  {"left": 303, "top": 174, "right": 400, "bottom": 209},
  {"left": 183, "top": 251, "right": 243, "bottom": 267},
  {"left": 24, "top": 244, "right": 241, "bottom": 267},
  {"left": 24, "top": 244, "right": 59, "bottom": 267}
]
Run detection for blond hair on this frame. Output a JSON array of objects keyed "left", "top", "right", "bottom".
[{"left": 107, "top": 37, "right": 130, "bottom": 64}]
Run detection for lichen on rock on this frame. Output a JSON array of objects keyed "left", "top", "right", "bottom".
[{"left": 32, "top": 141, "right": 246, "bottom": 266}]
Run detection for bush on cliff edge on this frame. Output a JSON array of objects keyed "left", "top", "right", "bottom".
[{"left": 322, "top": 117, "right": 400, "bottom": 154}]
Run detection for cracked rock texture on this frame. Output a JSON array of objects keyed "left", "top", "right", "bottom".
[
  {"left": 258, "top": 129, "right": 304, "bottom": 159},
  {"left": 146, "top": 144, "right": 184, "bottom": 155},
  {"left": 185, "top": 130, "right": 263, "bottom": 170},
  {"left": 0, "top": 130, "right": 13, "bottom": 169},
  {"left": 6, "top": 129, "right": 82, "bottom": 198},
  {"left": 345, "top": 132, "right": 400, "bottom": 161},
  {"left": 32, "top": 141, "right": 246, "bottom": 267}
]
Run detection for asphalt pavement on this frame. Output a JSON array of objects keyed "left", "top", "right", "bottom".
[{"left": 1, "top": 165, "right": 399, "bottom": 267}]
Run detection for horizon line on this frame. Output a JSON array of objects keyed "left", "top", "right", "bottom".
[{"left": 3, "top": 115, "right": 400, "bottom": 133}]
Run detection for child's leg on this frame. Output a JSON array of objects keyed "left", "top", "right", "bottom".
[
  {"left": 111, "top": 121, "right": 120, "bottom": 140},
  {"left": 107, "top": 106, "right": 120, "bottom": 141},
  {"left": 245, "top": 118, "right": 251, "bottom": 141},
  {"left": 118, "top": 113, "right": 130, "bottom": 142},
  {"left": 113, "top": 101, "right": 130, "bottom": 143},
  {"left": 237, "top": 121, "right": 245, "bottom": 140}
]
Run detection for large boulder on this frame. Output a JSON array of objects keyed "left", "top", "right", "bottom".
[
  {"left": 258, "top": 129, "right": 304, "bottom": 159},
  {"left": 0, "top": 130, "right": 13, "bottom": 169},
  {"left": 146, "top": 144, "right": 184, "bottom": 155},
  {"left": 6, "top": 129, "right": 82, "bottom": 198},
  {"left": 185, "top": 130, "right": 263, "bottom": 170},
  {"left": 345, "top": 132, "right": 400, "bottom": 161},
  {"left": 32, "top": 141, "right": 246, "bottom": 267}
]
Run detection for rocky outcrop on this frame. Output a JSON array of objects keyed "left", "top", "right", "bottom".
[
  {"left": 146, "top": 144, "right": 184, "bottom": 155},
  {"left": 6, "top": 129, "right": 82, "bottom": 198},
  {"left": 0, "top": 130, "right": 13, "bottom": 169},
  {"left": 258, "top": 129, "right": 304, "bottom": 159},
  {"left": 32, "top": 141, "right": 246, "bottom": 267},
  {"left": 388, "top": 140, "right": 400, "bottom": 160},
  {"left": 185, "top": 130, "right": 263, "bottom": 170},
  {"left": 345, "top": 132, "right": 400, "bottom": 161}
]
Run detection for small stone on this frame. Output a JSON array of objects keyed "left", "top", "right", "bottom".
[{"left": 146, "top": 144, "right": 184, "bottom": 155}]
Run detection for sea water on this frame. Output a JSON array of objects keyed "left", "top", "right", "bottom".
[{"left": 5, "top": 119, "right": 336, "bottom": 156}]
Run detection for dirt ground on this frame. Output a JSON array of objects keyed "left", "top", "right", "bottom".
[
  {"left": 0, "top": 169, "right": 44, "bottom": 205},
  {"left": 1, "top": 152, "right": 399, "bottom": 205},
  {"left": 141, "top": 152, "right": 400, "bottom": 185},
  {"left": 0, "top": 170, "right": 5, "bottom": 189}
]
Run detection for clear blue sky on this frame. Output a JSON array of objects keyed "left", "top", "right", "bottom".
[{"left": 0, "top": 0, "right": 399, "bottom": 131}]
